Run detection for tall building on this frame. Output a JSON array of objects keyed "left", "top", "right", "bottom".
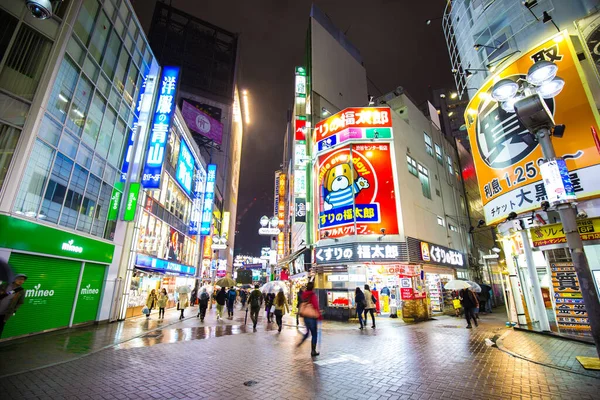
[
  {"left": 442, "top": 0, "right": 600, "bottom": 335},
  {"left": 0, "top": 0, "right": 162, "bottom": 338},
  {"left": 138, "top": 1, "right": 243, "bottom": 276}
]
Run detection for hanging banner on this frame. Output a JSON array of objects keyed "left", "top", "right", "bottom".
[
  {"left": 175, "top": 139, "right": 195, "bottom": 195},
  {"left": 317, "top": 144, "right": 399, "bottom": 239},
  {"left": 550, "top": 262, "right": 591, "bottom": 332},
  {"left": 464, "top": 32, "right": 600, "bottom": 224},
  {"left": 181, "top": 100, "right": 223, "bottom": 144},
  {"left": 200, "top": 164, "right": 217, "bottom": 235}
]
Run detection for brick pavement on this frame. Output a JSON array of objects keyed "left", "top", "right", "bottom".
[{"left": 1, "top": 312, "right": 600, "bottom": 399}]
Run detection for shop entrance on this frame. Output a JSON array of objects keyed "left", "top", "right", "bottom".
[{"left": 423, "top": 266, "right": 455, "bottom": 315}]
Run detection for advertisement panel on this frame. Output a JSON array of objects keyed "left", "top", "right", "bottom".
[
  {"left": 181, "top": 100, "right": 223, "bottom": 144},
  {"left": 175, "top": 139, "right": 195, "bottom": 195},
  {"left": 551, "top": 262, "right": 591, "bottom": 332},
  {"left": 465, "top": 33, "right": 600, "bottom": 224},
  {"left": 530, "top": 217, "right": 600, "bottom": 247},
  {"left": 72, "top": 263, "right": 105, "bottom": 324},
  {"left": 123, "top": 182, "right": 140, "bottom": 221},
  {"left": 189, "top": 166, "right": 206, "bottom": 235},
  {"left": 141, "top": 66, "right": 180, "bottom": 189},
  {"left": 317, "top": 143, "right": 398, "bottom": 239},
  {"left": 200, "top": 164, "right": 217, "bottom": 235}
]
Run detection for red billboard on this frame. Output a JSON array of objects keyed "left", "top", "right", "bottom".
[{"left": 317, "top": 143, "right": 399, "bottom": 239}]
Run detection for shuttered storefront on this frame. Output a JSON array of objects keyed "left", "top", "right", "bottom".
[
  {"left": 73, "top": 263, "right": 106, "bottom": 325},
  {"left": 3, "top": 253, "right": 81, "bottom": 339}
]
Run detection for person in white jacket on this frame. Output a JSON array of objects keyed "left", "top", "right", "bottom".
[{"left": 363, "top": 284, "right": 376, "bottom": 329}]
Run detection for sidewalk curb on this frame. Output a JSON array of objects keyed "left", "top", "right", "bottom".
[
  {"left": 513, "top": 326, "right": 595, "bottom": 345},
  {"left": 495, "top": 329, "right": 600, "bottom": 379}
]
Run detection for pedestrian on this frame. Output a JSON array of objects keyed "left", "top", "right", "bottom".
[
  {"left": 190, "top": 288, "right": 197, "bottom": 307},
  {"left": 197, "top": 288, "right": 210, "bottom": 321},
  {"left": 146, "top": 289, "right": 158, "bottom": 319},
  {"left": 296, "top": 286, "right": 304, "bottom": 327},
  {"left": 354, "top": 287, "right": 366, "bottom": 329},
  {"left": 0, "top": 273, "right": 27, "bottom": 338},
  {"left": 363, "top": 284, "right": 376, "bottom": 329},
  {"left": 477, "top": 285, "right": 489, "bottom": 316},
  {"left": 240, "top": 289, "right": 248, "bottom": 309},
  {"left": 215, "top": 287, "right": 227, "bottom": 321},
  {"left": 157, "top": 288, "right": 168, "bottom": 319},
  {"left": 265, "top": 292, "right": 275, "bottom": 323},
  {"left": 227, "top": 287, "right": 237, "bottom": 318},
  {"left": 459, "top": 287, "right": 479, "bottom": 328},
  {"left": 274, "top": 290, "right": 289, "bottom": 333},
  {"left": 297, "top": 281, "right": 321, "bottom": 357},
  {"left": 452, "top": 291, "right": 462, "bottom": 317},
  {"left": 247, "top": 284, "right": 263, "bottom": 331},
  {"left": 176, "top": 286, "right": 190, "bottom": 320},
  {"left": 486, "top": 286, "right": 493, "bottom": 313}
]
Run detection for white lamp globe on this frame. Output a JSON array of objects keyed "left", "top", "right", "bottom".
[
  {"left": 526, "top": 60, "right": 558, "bottom": 86},
  {"left": 501, "top": 94, "right": 525, "bottom": 113},
  {"left": 491, "top": 79, "right": 519, "bottom": 102},
  {"left": 536, "top": 77, "right": 565, "bottom": 99}
]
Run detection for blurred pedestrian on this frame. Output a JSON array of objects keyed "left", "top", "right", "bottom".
[
  {"left": 296, "top": 286, "right": 304, "bottom": 327},
  {"left": 177, "top": 287, "right": 190, "bottom": 320},
  {"left": 197, "top": 288, "right": 210, "bottom": 322},
  {"left": 0, "top": 274, "right": 27, "bottom": 338},
  {"left": 227, "top": 287, "right": 237, "bottom": 318},
  {"left": 146, "top": 289, "right": 158, "bottom": 319},
  {"left": 216, "top": 287, "right": 227, "bottom": 321},
  {"left": 297, "top": 281, "right": 321, "bottom": 357},
  {"left": 240, "top": 289, "right": 248, "bottom": 309},
  {"left": 265, "top": 292, "right": 275, "bottom": 323},
  {"left": 460, "top": 288, "right": 479, "bottom": 328},
  {"left": 274, "top": 290, "right": 289, "bottom": 333},
  {"left": 190, "top": 288, "right": 197, "bottom": 307},
  {"left": 354, "top": 287, "right": 366, "bottom": 329},
  {"left": 363, "top": 284, "right": 377, "bottom": 329},
  {"left": 452, "top": 291, "right": 462, "bottom": 317},
  {"left": 248, "top": 284, "right": 263, "bottom": 331},
  {"left": 157, "top": 288, "right": 168, "bottom": 319}
]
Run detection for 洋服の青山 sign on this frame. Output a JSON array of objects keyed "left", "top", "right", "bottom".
[
  {"left": 530, "top": 217, "right": 600, "bottom": 248},
  {"left": 315, "top": 242, "right": 404, "bottom": 264},
  {"left": 465, "top": 32, "right": 600, "bottom": 225},
  {"left": 419, "top": 240, "right": 465, "bottom": 268},
  {"left": 181, "top": 100, "right": 223, "bottom": 144},
  {"left": 317, "top": 144, "right": 398, "bottom": 239}
]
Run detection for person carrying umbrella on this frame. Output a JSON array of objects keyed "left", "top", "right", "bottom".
[
  {"left": 0, "top": 273, "right": 27, "bottom": 338},
  {"left": 197, "top": 288, "right": 210, "bottom": 322},
  {"left": 240, "top": 289, "right": 248, "bottom": 309},
  {"left": 459, "top": 287, "right": 479, "bottom": 328},
  {"left": 265, "top": 292, "right": 275, "bottom": 323},
  {"left": 247, "top": 284, "right": 263, "bottom": 331},
  {"left": 215, "top": 287, "right": 227, "bottom": 321}
]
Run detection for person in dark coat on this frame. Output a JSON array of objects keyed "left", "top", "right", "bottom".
[
  {"left": 197, "top": 288, "right": 210, "bottom": 322},
  {"left": 460, "top": 288, "right": 479, "bottom": 329},
  {"left": 265, "top": 292, "right": 276, "bottom": 323},
  {"left": 296, "top": 287, "right": 304, "bottom": 327},
  {"left": 355, "top": 287, "right": 366, "bottom": 329},
  {"left": 215, "top": 287, "right": 227, "bottom": 320},
  {"left": 0, "top": 274, "right": 26, "bottom": 338},
  {"left": 226, "top": 287, "right": 237, "bottom": 318}
]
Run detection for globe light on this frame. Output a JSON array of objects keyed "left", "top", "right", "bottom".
[
  {"left": 526, "top": 60, "right": 558, "bottom": 86},
  {"left": 491, "top": 79, "right": 519, "bottom": 102},
  {"left": 536, "top": 77, "right": 565, "bottom": 99},
  {"left": 501, "top": 94, "right": 525, "bottom": 113}
]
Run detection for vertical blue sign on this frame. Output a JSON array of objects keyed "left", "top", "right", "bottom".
[
  {"left": 189, "top": 165, "right": 206, "bottom": 236},
  {"left": 200, "top": 164, "right": 217, "bottom": 235},
  {"left": 141, "top": 66, "right": 180, "bottom": 189},
  {"left": 175, "top": 139, "right": 195, "bottom": 195}
]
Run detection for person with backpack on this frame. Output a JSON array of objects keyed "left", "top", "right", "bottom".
[
  {"left": 459, "top": 287, "right": 479, "bottom": 329},
  {"left": 354, "top": 287, "right": 366, "bottom": 329},
  {"left": 363, "top": 284, "right": 377, "bottom": 329},
  {"left": 240, "top": 289, "right": 248, "bottom": 309},
  {"left": 226, "top": 287, "right": 237, "bottom": 318},
  {"left": 297, "top": 281, "right": 322, "bottom": 357},
  {"left": 197, "top": 288, "right": 210, "bottom": 322},
  {"left": 247, "top": 284, "right": 263, "bottom": 331},
  {"left": 215, "top": 287, "right": 227, "bottom": 321}
]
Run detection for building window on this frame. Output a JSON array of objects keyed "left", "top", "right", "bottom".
[
  {"left": 460, "top": 195, "right": 466, "bottom": 214},
  {"left": 447, "top": 155, "right": 453, "bottom": 176},
  {"left": 435, "top": 144, "right": 443, "bottom": 165},
  {"left": 73, "top": 0, "right": 100, "bottom": 45},
  {"left": 0, "top": 123, "right": 21, "bottom": 190},
  {"left": 424, "top": 133, "right": 433, "bottom": 157},
  {"left": 449, "top": 223, "right": 458, "bottom": 232},
  {"left": 407, "top": 155, "right": 418, "bottom": 177},
  {"left": 454, "top": 162, "right": 460, "bottom": 180},
  {"left": 437, "top": 216, "right": 445, "bottom": 226},
  {"left": 417, "top": 164, "right": 431, "bottom": 199}
]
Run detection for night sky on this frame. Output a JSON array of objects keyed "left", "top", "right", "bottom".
[{"left": 132, "top": 0, "right": 455, "bottom": 256}]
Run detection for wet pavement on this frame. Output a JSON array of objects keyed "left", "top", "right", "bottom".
[{"left": 1, "top": 307, "right": 600, "bottom": 399}]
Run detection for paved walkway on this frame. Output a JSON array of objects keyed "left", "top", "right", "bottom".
[{"left": 1, "top": 308, "right": 600, "bottom": 399}]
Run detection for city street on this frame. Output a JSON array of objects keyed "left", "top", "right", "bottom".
[{"left": 1, "top": 307, "right": 600, "bottom": 399}]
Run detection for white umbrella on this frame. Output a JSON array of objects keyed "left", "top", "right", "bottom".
[
  {"left": 443, "top": 280, "right": 471, "bottom": 290},
  {"left": 261, "top": 280, "right": 288, "bottom": 294},
  {"left": 200, "top": 285, "right": 215, "bottom": 295},
  {"left": 176, "top": 285, "right": 191, "bottom": 294},
  {"left": 467, "top": 281, "right": 482, "bottom": 293}
]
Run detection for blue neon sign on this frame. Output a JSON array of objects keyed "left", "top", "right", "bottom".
[
  {"left": 135, "top": 253, "right": 196, "bottom": 276},
  {"left": 189, "top": 165, "right": 206, "bottom": 236},
  {"left": 200, "top": 164, "right": 217, "bottom": 235},
  {"left": 175, "top": 139, "right": 195, "bottom": 195},
  {"left": 141, "top": 66, "right": 180, "bottom": 189}
]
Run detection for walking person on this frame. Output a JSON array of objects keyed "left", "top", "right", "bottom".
[
  {"left": 296, "top": 286, "right": 304, "bottom": 327},
  {"left": 363, "top": 284, "right": 377, "bottom": 329},
  {"left": 146, "top": 289, "right": 158, "bottom": 319},
  {"left": 215, "top": 287, "right": 227, "bottom": 321},
  {"left": 0, "top": 273, "right": 27, "bottom": 338},
  {"left": 190, "top": 288, "right": 197, "bottom": 307},
  {"left": 460, "top": 287, "right": 479, "bottom": 329},
  {"left": 354, "top": 287, "right": 366, "bottom": 329},
  {"left": 227, "top": 287, "right": 237, "bottom": 318},
  {"left": 274, "top": 290, "right": 289, "bottom": 333},
  {"left": 197, "top": 288, "right": 210, "bottom": 322},
  {"left": 240, "top": 289, "right": 248, "bottom": 309},
  {"left": 176, "top": 285, "right": 190, "bottom": 320},
  {"left": 297, "top": 282, "right": 322, "bottom": 357},
  {"left": 157, "top": 288, "right": 168, "bottom": 319},
  {"left": 247, "top": 284, "right": 263, "bottom": 331},
  {"left": 265, "top": 292, "right": 275, "bottom": 323}
]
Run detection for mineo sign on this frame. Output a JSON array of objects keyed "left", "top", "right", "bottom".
[
  {"left": 80, "top": 284, "right": 99, "bottom": 295},
  {"left": 61, "top": 239, "right": 83, "bottom": 254},
  {"left": 26, "top": 283, "right": 55, "bottom": 298}
]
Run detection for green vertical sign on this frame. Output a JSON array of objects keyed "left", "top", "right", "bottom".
[
  {"left": 107, "top": 182, "right": 124, "bottom": 221},
  {"left": 73, "top": 263, "right": 105, "bottom": 325},
  {"left": 123, "top": 182, "right": 140, "bottom": 221}
]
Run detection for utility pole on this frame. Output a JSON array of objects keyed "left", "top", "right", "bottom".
[{"left": 536, "top": 127, "right": 600, "bottom": 358}]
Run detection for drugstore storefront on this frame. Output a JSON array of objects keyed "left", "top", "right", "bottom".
[{"left": 0, "top": 215, "right": 115, "bottom": 340}]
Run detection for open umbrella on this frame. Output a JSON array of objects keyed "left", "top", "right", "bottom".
[
  {"left": 200, "top": 285, "right": 215, "bottom": 295},
  {"left": 467, "top": 281, "right": 482, "bottom": 293},
  {"left": 215, "top": 277, "right": 235, "bottom": 287},
  {"left": 0, "top": 259, "right": 14, "bottom": 285},
  {"left": 443, "top": 280, "right": 472, "bottom": 290},
  {"left": 261, "top": 280, "right": 288, "bottom": 294}
]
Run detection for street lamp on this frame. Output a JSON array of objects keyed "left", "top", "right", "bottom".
[{"left": 490, "top": 60, "right": 600, "bottom": 357}]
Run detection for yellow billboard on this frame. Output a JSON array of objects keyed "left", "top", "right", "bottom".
[
  {"left": 530, "top": 217, "right": 600, "bottom": 247},
  {"left": 465, "top": 32, "right": 600, "bottom": 224}
]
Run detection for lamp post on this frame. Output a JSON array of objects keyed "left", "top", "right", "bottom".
[{"left": 491, "top": 60, "right": 600, "bottom": 357}]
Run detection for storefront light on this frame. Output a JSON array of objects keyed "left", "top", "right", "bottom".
[
  {"left": 526, "top": 60, "right": 558, "bottom": 86},
  {"left": 491, "top": 78, "right": 519, "bottom": 102},
  {"left": 536, "top": 77, "right": 565, "bottom": 99},
  {"left": 501, "top": 94, "right": 524, "bottom": 113}
]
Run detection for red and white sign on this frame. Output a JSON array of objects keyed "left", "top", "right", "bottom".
[
  {"left": 399, "top": 274, "right": 414, "bottom": 300},
  {"left": 295, "top": 118, "right": 306, "bottom": 141},
  {"left": 313, "top": 107, "right": 392, "bottom": 143}
]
